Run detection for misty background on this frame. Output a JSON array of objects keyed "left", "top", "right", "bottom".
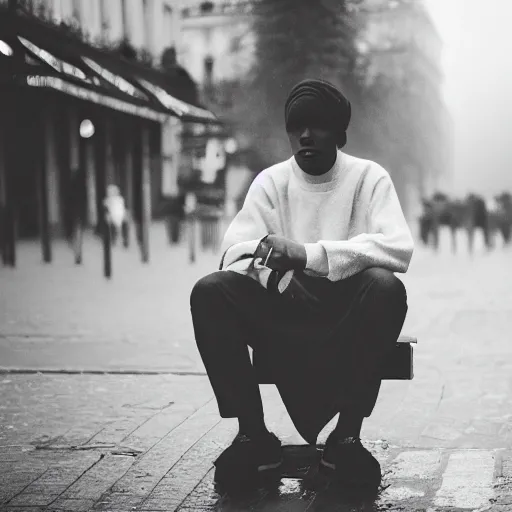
[{"left": 426, "top": 0, "right": 512, "bottom": 196}]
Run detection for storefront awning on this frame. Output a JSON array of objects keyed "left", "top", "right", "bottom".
[
  {"left": 138, "top": 78, "right": 217, "bottom": 123},
  {"left": 23, "top": 74, "right": 167, "bottom": 122},
  {"left": 0, "top": 11, "right": 219, "bottom": 125}
]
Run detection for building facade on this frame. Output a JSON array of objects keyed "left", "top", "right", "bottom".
[
  {"left": 12, "top": 0, "right": 181, "bottom": 65},
  {"left": 179, "top": 0, "right": 254, "bottom": 87},
  {"left": 0, "top": 0, "right": 218, "bottom": 261},
  {"left": 359, "top": 0, "right": 453, "bottom": 217},
  {"left": 179, "top": 1, "right": 259, "bottom": 217}
]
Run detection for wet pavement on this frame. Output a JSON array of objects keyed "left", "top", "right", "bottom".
[
  {"left": 0, "top": 372, "right": 512, "bottom": 511},
  {"left": 0, "top": 223, "right": 512, "bottom": 510}
]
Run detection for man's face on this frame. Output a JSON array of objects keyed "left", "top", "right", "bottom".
[{"left": 287, "top": 124, "right": 339, "bottom": 176}]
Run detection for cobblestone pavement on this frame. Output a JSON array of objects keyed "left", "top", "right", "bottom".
[
  {"left": 1, "top": 374, "right": 512, "bottom": 511},
  {"left": 0, "top": 224, "right": 512, "bottom": 510}
]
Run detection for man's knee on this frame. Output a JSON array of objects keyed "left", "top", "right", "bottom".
[
  {"left": 360, "top": 267, "right": 407, "bottom": 305},
  {"left": 190, "top": 271, "right": 226, "bottom": 310}
]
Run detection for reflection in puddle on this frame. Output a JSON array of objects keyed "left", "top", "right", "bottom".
[
  {"left": 279, "top": 478, "right": 303, "bottom": 495},
  {"left": 379, "top": 486, "right": 425, "bottom": 501}
]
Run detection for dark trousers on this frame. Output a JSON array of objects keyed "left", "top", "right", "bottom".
[{"left": 190, "top": 267, "right": 408, "bottom": 442}]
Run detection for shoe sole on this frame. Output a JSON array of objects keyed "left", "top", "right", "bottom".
[
  {"left": 319, "top": 457, "right": 336, "bottom": 471},
  {"left": 214, "top": 461, "right": 282, "bottom": 492},
  {"left": 319, "top": 458, "right": 381, "bottom": 489}
]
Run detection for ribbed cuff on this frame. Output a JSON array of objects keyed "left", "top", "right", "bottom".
[{"left": 304, "top": 243, "right": 329, "bottom": 276}]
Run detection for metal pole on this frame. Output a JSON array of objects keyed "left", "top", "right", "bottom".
[
  {"left": 0, "top": 119, "right": 7, "bottom": 266},
  {"left": 103, "top": 213, "right": 112, "bottom": 279},
  {"left": 140, "top": 123, "right": 151, "bottom": 263},
  {"left": 1, "top": 95, "right": 16, "bottom": 267},
  {"left": 5, "top": 204, "right": 16, "bottom": 267},
  {"left": 185, "top": 192, "right": 197, "bottom": 263},
  {"left": 188, "top": 214, "right": 196, "bottom": 263},
  {"left": 70, "top": 107, "right": 84, "bottom": 265},
  {"left": 123, "top": 123, "right": 133, "bottom": 249},
  {"left": 39, "top": 105, "right": 52, "bottom": 264},
  {"left": 102, "top": 118, "right": 112, "bottom": 278}
]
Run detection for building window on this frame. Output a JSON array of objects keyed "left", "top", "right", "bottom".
[{"left": 200, "top": 1, "right": 214, "bottom": 14}]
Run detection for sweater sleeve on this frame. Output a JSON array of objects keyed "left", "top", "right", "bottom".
[
  {"left": 304, "top": 173, "right": 414, "bottom": 281},
  {"left": 219, "top": 173, "right": 294, "bottom": 291},
  {"left": 220, "top": 173, "right": 280, "bottom": 252}
]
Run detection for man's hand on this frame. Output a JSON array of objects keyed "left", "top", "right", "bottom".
[{"left": 254, "top": 234, "right": 307, "bottom": 272}]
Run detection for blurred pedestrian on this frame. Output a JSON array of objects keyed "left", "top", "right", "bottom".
[
  {"left": 103, "top": 184, "right": 129, "bottom": 247},
  {"left": 190, "top": 79, "right": 414, "bottom": 491}
]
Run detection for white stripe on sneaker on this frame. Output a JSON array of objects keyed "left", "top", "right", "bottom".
[
  {"left": 258, "top": 460, "right": 282, "bottom": 472},
  {"left": 434, "top": 450, "right": 496, "bottom": 509},
  {"left": 319, "top": 458, "right": 336, "bottom": 471}
]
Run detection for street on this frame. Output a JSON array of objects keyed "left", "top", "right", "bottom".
[{"left": 0, "top": 223, "right": 512, "bottom": 511}]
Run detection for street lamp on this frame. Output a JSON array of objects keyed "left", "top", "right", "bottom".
[
  {"left": 79, "top": 119, "right": 95, "bottom": 138},
  {"left": 224, "top": 137, "right": 238, "bottom": 154}
]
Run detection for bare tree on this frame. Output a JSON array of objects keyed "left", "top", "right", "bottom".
[
  {"left": 238, "top": 0, "right": 363, "bottom": 168},
  {"left": 225, "top": 0, "right": 451, "bottom": 210}
]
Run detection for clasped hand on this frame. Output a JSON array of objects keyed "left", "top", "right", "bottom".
[{"left": 253, "top": 234, "right": 307, "bottom": 272}]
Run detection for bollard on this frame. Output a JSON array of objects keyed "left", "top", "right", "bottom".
[
  {"left": 188, "top": 214, "right": 196, "bottom": 264},
  {"left": 201, "top": 218, "right": 208, "bottom": 250},
  {"left": 103, "top": 220, "right": 112, "bottom": 279},
  {"left": 0, "top": 204, "right": 6, "bottom": 266},
  {"left": 213, "top": 215, "right": 220, "bottom": 252},
  {"left": 7, "top": 205, "right": 16, "bottom": 267},
  {"left": 140, "top": 126, "right": 151, "bottom": 264},
  {"left": 122, "top": 220, "right": 129, "bottom": 248},
  {"left": 73, "top": 218, "right": 84, "bottom": 265},
  {"left": 185, "top": 193, "right": 197, "bottom": 264},
  {"left": 167, "top": 215, "right": 181, "bottom": 244},
  {"left": 2, "top": 203, "right": 16, "bottom": 267}
]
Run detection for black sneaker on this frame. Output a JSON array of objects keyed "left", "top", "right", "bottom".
[
  {"left": 319, "top": 434, "right": 381, "bottom": 490},
  {"left": 214, "top": 432, "right": 282, "bottom": 490}
]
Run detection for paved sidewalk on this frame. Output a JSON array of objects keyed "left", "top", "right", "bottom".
[{"left": 1, "top": 224, "right": 512, "bottom": 509}]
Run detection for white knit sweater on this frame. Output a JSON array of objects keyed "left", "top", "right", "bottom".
[{"left": 220, "top": 150, "right": 414, "bottom": 290}]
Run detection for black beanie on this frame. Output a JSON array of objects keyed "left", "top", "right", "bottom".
[{"left": 284, "top": 79, "right": 352, "bottom": 147}]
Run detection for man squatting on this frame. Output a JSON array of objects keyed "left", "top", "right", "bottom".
[{"left": 190, "top": 79, "right": 414, "bottom": 490}]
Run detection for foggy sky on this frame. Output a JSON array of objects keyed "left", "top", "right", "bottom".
[{"left": 425, "top": 0, "right": 512, "bottom": 197}]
